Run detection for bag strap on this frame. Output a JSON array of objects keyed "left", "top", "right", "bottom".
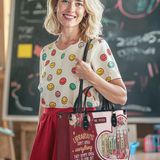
[
  {"left": 74, "top": 40, "right": 92, "bottom": 113},
  {"left": 74, "top": 39, "right": 115, "bottom": 113}
]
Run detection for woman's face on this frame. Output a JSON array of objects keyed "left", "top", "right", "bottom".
[{"left": 55, "top": 0, "right": 86, "bottom": 30}]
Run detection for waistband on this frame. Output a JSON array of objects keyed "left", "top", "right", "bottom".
[{"left": 44, "top": 107, "right": 96, "bottom": 114}]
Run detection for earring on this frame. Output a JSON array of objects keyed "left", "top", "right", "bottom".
[
  {"left": 54, "top": 9, "right": 57, "bottom": 12},
  {"left": 83, "top": 13, "right": 88, "bottom": 19}
]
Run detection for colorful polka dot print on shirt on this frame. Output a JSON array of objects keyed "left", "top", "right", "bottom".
[
  {"left": 42, "top": 53, "right": 47, "bottom": 60},
  {"left": 51, "top": 49, "right": 56, "bottom": 56},
  {"left": 84, "top": 90, "right": 92, "bottom": 97},
  {"left": 50, "top": 62, "right": 55, "bottom": 68},
  {"left": 61, "top": 53, "right": 65, "bottom": 59},
  {"left": 38, "top": 38, "right": 121, "bottom": 108}
]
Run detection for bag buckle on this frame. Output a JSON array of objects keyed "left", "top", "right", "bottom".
[
  {"left": 111, "top": 112, "right": 117, "bottom": 127},
  {"left": 82, "top": 114, "right": 89, "bottom": 131}
]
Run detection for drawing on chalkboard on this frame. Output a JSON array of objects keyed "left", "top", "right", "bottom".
[
  {"left": 17, "top": 44, "right": 33, "bottom": 58},
  {"left": 114, "top": 0, "right": 160, "bottom": 18},
  {"left": 101, "top": 0, "right": 160, "bottom": 30},
  {"left": 124, "top": 81, "right": 135, "bottom": 92},
  {"left": 20, "top": 0, "right": 46, "bottom": 23},
  {"left": 140, "top": 76, "right": 148, "bottom": 92},
  {"left": 101, "top": 0, "right": 121, "bottom": 29},
  {"left": 11, "top": 81, "right": 33, "bottom": 111},
  {"left": 28, "top": 73, "right": 39, "bottom": 96},
  {"left": 147, "top": 63, "right": 159, "bottom": 78},
  {"left": 102, "top": 17, "right": 120, "bottom": 29},
  {"left": 33, "top": 45, "right": 43, "bottom": 57},
  {"left": 121, "top": 104, "right": 151, "bottom": 115}
]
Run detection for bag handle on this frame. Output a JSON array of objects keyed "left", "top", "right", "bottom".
[
  {"left": 73, "top": 39, "right": 115, "bottom": 113},
  {"left": 74, "top": 40, "right": 92, "bottom": 113},
  {"left": 73, "top": 86, "right": 93, "bottom": 113},
  {"left": 81, "top": 86, "right": 117, "bottom": 130},
  {"left": 73, "top": 86, "right": 115, "bottom": 113},
  {"left": 83, "top": 86, "right": 115, "bottom": 113}
]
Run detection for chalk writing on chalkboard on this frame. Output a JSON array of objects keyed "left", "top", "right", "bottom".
[
  {"left": 20, "top": 0, "right": 46, "bottom": 23},
  {"left": 116, "top": 31, "right": 160, "bottom": 61},
  {"left": 18, "top": 26, "right": 34, "bottom": 40}
]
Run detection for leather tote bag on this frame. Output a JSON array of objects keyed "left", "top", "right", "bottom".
[{"left": 57, "top": 40, "right": 130, "bottom": 160}]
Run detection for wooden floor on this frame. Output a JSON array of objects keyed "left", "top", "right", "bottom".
[{"left": 131, "top": 151, "right": 160, "bottom": 160}]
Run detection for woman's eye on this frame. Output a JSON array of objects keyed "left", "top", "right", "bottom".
[
  {"left": 77, "top": 3, "right": 83, "bottom": 6},
  {"left": 62, "top": 0, "right": 68, "bottom": 3}
]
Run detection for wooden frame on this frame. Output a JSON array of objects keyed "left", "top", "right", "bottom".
[
  {"left": 0, "top": 131, "right": 16, "bottom": 160},
  {"left": 21, "top": 124, "right": 37, "bottom": 160},
  {"left": 0, "top": 0, "right": 5, "bottom": 68}
]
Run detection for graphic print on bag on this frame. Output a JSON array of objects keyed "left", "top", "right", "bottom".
[{"left": 69, "top": 111, "right": 130, "bottom": 160}]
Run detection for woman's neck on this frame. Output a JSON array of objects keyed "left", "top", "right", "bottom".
[
  {"left": 55, "top": 32, "right": 80, "bottom": 50},
  {"left": 59, "top": 27, "right": 80, "bottom": 44}
]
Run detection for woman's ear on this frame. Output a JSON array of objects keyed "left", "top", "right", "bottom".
[
  {"left": 55, "top": 6, "right": 57, "bottom": 12},
  {"left": 55, "top": 3, "right": 57, "bottom": 10},
  {"left": 84, "top": 10, "right": 87, "bottom": 17}
]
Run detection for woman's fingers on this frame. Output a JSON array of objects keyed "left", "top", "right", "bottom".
[{"left": 75, "top": 58, "right": 92, "bottom": 80}]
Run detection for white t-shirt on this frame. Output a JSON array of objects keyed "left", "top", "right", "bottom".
[{"left": 38, "top": 38, "right": 121, "bottom": 108}]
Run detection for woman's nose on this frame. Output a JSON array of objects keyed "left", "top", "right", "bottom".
[{"left": 68, "top": 3, "right": 75, "bottom": 12}]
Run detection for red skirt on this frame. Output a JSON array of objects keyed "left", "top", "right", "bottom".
[{"left": 30, "top": 107, "right": 96, "bottom": 160}]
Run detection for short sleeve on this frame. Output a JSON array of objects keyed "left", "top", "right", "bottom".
[
  {"left": 38, "top": 48, "right": 44, "bottom": 91},
  {"left": 91, "top": 39, "right": 121, "bottom": 82}
]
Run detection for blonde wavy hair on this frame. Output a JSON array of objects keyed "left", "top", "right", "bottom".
[{"left": 44, "top": 0, "right": 104, "bottom": 42}]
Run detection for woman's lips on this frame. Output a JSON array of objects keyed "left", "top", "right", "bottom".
[{"left": 63, "top": 14, "right": 76, "bottom": 20}]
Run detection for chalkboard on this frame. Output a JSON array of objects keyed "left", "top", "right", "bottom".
[
  {"left": 2, "top": 0, "right": 160, "bottom": 122},
  {"left": 2, "top": 0, "right": 56, "bottom": 121}
]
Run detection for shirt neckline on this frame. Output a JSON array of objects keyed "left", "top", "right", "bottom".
[{"left": 53, "top": 39, "right": 80, "bottom": 52}]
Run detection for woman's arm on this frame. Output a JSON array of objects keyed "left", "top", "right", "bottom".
[
  {"left": 75, "top": 58, "right": 127, "bottom": 105},
  {"left": 87, "top": 70, "right": 127, "bottom": 105},
  {"left": 38, "top": 101, "right": 44, "bottom": 126}
]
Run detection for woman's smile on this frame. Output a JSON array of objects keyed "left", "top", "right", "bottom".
[{"left": 63, "top": 14, "right": 76, "bottom": 20}]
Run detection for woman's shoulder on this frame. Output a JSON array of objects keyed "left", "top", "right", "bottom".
[
  {"left": 39, "top": 41, "right": 56, "bottom": 58},
  {"left": 89, "top": 38, "right": 109, "bottom": 52},
  {"left": 42, "top": 41, "right": 55, "bottom": 52},
  {"left": 91, "top": 37, "right": 109, "bottom": 47}
]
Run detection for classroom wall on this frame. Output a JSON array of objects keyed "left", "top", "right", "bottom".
[
  {"left": 0, "top": 0, "right": 9, "bottom": 157},
  {"left": 0, "top": 0, "right": 5, "bottom": 125},
  {"left": 0, "top": 79, "right": 12, "bottom": 159},
  {"left": 12, "top": 122, "right": 37, "bottom": 160},
  {"left": 0, "top": 80, "right": 4, "bottom": 126}
]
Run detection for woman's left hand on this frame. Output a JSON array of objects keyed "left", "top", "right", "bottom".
[{"left": 75, "top": 58, "right": 93, "bottom": 80}]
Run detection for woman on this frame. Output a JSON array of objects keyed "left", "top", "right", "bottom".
[{"left": 30, "top": 0, "right": 127, "bottom": 159}]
